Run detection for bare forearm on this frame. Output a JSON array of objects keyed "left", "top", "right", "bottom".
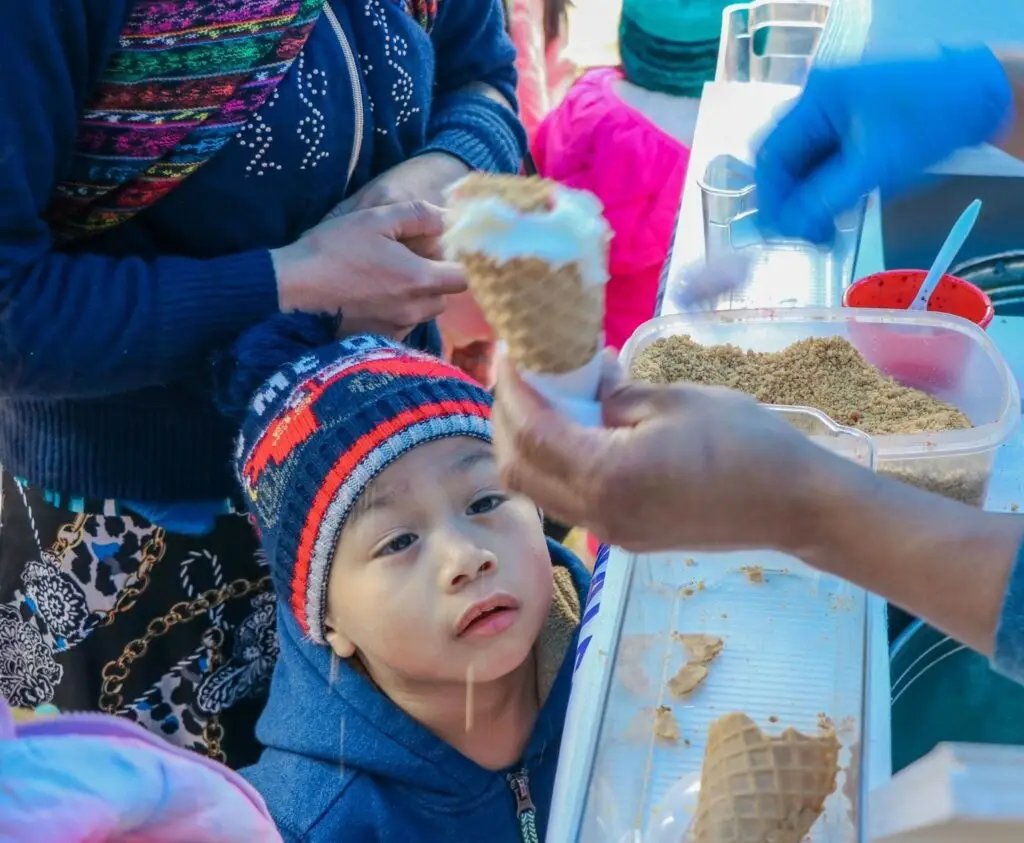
[
  {"left": 798, "top": 458, "right": 1023, "bottom": 658},
  {"left": 995, "top": 51, "right": 1024, "bottom": 160}
]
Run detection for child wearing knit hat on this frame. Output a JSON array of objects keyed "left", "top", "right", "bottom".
[
  {"left": 532, "top": 0, "right": 733, "bottom": 351},
  {"left": 217, "top": 316, "right": 590, "bottom": 843}
]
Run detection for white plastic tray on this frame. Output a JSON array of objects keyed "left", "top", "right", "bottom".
[
  {"left": 573, "top": 551, "right": 868, "bottom": 843},
  {"left": 547, "top": 408, "right": 881, "bottom": 843}
]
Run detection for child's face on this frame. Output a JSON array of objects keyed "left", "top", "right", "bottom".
[{"left": 324, "top": 437, "right": 554, "bottom": 687}]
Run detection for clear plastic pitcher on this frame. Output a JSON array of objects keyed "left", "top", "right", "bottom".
[{"left": 698, "top": 153, "right": 864, "bottom": 310}]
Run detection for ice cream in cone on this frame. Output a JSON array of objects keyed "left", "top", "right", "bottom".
[
  {"left": 442, "top": 174, "right": 612, "bottom": 424},
  {"left": 691, "top": 713, "right": 840, "bottom": 843}
]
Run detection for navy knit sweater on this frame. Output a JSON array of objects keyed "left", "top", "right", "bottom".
[{"left": 0, "top": 0, "right": 524, "bottom": 501}]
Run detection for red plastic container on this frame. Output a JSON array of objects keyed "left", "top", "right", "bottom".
[
  {"left": 844, "top": 269, "right": 994, "bottom": 327},
  {"left": 843, "top": 270, "right": 995, "bottom": 390}
]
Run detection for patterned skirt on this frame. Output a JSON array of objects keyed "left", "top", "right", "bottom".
[{"left": 0, "top": 473, "right": 275, "bottom": 769}]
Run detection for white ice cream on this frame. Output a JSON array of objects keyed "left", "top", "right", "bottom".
[{"left": 442, "top": 181, "right": 612, "bottom": 287}]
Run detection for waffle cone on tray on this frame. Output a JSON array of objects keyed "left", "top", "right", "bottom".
[
  {"left": 691, "top": 713, "right": 840, "bottom": 843},
  {"left": 443, "top": 174, "right": 611, "bottom": 422}
]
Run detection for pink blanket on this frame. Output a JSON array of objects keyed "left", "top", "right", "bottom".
[{"left": 0, "top": 699, "right": 282, "bottom": 843}]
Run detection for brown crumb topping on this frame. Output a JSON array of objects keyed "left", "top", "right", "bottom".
[
  {"left": 654, "top": 705, "right": 681, "bottom": 743},
  {"left": 741, "top": 565, "right": 765, "bottom": 584},
  {"left": 630, "top": 335, "right": 971, "bottom": 436}
]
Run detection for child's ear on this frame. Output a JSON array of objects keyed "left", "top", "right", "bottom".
[{"left": 325, "top": 624, "right": 357, "bottom": 659}]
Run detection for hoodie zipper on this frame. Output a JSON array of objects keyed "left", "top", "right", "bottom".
[
  {"left": 322, "top": 1, "right": 364, "bottom": 191},
  {"left": 507, "top": 768, "right": 540, "bottom": 843}
]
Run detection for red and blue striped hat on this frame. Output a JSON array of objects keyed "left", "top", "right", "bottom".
[{"left": 234, "top": 335, "right": 493, "bottom": 643}]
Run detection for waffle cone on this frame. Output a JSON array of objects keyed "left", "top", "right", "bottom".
[
  {"left": 692, "top": 713, "right": 840, "bottom": 843},
  {"left": 460, "top": 252, "right": 604, "bottom": 374}
]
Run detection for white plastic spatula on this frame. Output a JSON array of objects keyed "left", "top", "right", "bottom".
[{"left": 909, "top": 199, "right": 982, "bottom": 312}]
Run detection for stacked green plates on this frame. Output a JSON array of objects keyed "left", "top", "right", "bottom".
[{"left": 890, "top": 620, "right": 1024, "bottom": 773}]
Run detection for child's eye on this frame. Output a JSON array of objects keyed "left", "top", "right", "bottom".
[
  {"left": 468, "top": 493, "right": 507, "bottom": 516},
  {"left": 378, "top": 533, "right": 417, "bottom": 557}
]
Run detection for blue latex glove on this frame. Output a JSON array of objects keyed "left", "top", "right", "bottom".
[{"left": 755, "top": 46, "right": 1015, "bottom": 243}]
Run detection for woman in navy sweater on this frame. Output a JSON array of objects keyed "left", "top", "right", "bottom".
[{"left": 0, "top": 0, "right": 525, "bottom": 768}]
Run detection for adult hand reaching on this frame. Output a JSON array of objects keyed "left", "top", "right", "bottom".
[
  {"left": 754, "top": 46, "right": 1016, "bottom": 244},
  {"left": 340, "top": 153, "right": 495, "bottom": 351},
  {"left": 494, "top": 352, "right": 1024, "bottom": 682},
  {"left": 272, "top": 201, "right": 467, "bottom": 339},
  {"left": 493, "top": 353, "right": 828, "bottom": 553},
  {"left": 320, "top": 154, "right": 495, "bottom": 350},
  {"left": 344, "top": 153, "right": 471, "bottom": 212},
  {"left": 326, "top": 153, "right": 472, "bottom": 258}
]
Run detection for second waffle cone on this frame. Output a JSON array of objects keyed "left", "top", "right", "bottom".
[{"left": 692, "top": 712, "right": 840, "bottom": 843}]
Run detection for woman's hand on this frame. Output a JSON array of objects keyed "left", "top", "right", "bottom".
[
  {"left": 346, "top": 152, "right": 471, "bottom": 212},
  {"left": 328, "top": 153, "right": 472, "bottom": 258},
  {"left": 493, "top": 353, "right": 832, "bottom": 553},
  {"left": 272, "top": 201, "right": 467, "bottom": 339},
  {"left": 338, "top": 154, "right": 494, "bottom": 349}
]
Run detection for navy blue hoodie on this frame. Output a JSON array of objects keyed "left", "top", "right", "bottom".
[{"left": 243, "top": 540, "right": 589, "bottom": 842}]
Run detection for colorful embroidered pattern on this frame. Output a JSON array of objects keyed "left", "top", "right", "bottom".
[
  {"left": 396, "top": 0, "right": 439, "bottom": 31},
  {"left": 47, "top": 0, "right": 324, "bottom": 241}
]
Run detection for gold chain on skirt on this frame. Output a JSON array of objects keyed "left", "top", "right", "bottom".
[{"left": 45, "top": 513, "right": 270, "bottom": 762}]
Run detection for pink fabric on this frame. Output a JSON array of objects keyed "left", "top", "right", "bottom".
[
  {"left": 509, "top": 0, "right": 575, "bottom": 138},
  {"left": 532, "top": 67, "right": 692, "bottom": 350},
  {"left": 0, "top": 698, "right": 282, "bottom": 843}
]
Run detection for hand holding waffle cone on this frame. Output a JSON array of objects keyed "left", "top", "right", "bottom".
[{"left": 442, "top": 174, "right": 612, "bottom": 426}]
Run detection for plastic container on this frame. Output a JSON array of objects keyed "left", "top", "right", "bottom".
[
  {"left": 620, "top": 308, "right": 1020, "bottom": 507},
  {"left": 697, "top": 155, "right": 864, "bottom": 311},
  {"left": 548, "top": 408, "right": 874, "bottom": 843},
  {"left": 844, "top": 270, "right": 995, "bottom": 389},
  {"left": 844, "top": 269, "right": 995, "bottom": 328},
  {"left": 716, "top": 0, "right": 829, "bottom": 86}
]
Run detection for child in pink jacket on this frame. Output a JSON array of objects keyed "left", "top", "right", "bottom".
[
  {"left": 533, "top": 0, "right": 733, "bottom": 350},
  {"left": 0, "top": 699, "right": 281, "bottom": 843},
  {"left": 507, "top": 0, "right": 576, "bottom": 138}
]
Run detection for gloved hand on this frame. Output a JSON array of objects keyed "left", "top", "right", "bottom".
[{"left": 755, "top": 46, "right": 1015, "bottom": 243}]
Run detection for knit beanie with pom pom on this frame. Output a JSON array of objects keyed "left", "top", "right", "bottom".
[{"left": 214, "top": 316, "right": 493, "bottom": 644}]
